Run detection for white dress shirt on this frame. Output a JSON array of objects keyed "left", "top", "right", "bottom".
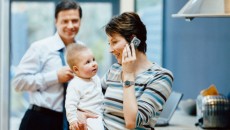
[{"left": 12, "top": 32, "right": 82, "bottom": 112}]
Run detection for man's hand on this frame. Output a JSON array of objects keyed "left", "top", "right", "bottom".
[{"left": 57, "top": 66, "right": 74, "bottom": 83}]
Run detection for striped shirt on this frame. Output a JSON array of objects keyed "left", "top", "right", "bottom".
[{"left": 101, "top": 63, "right": 173, "bottom": 130}]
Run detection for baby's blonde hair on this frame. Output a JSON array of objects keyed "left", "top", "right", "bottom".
[{"left": 66, "top": 43, "right": 88, "bottom": 70}]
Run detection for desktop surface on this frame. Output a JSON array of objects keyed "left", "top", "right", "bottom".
[
  {"left": 156, "top": 109, "right": 230, "bottom": 130},
  {"left": 155, "top": 109, "right": 198, "bottom": 130}
]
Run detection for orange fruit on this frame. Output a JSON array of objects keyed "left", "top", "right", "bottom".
[{"left": 200, "top": 84, "right": 219, "bottom": 96}]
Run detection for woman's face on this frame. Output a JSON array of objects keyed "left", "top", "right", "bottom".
[{"left": 108, "top": 34, "right": 127, "bottom": 64}]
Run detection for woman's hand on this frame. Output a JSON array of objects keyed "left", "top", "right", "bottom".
[
  {"left": 69, "top": 110, "right": 98, "bottom": 130},
  {"left": 122, "top": 43, "right": 136, "bottom": 78}
]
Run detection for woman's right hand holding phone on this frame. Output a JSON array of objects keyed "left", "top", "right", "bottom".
[{"left": 122, "top": 42, "right": 136, "bottom": 78}]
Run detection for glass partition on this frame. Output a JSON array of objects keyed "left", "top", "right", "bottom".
[
  {"left": 10, "top": 1, "right": 115, "bottom": 130},
  {"left": 10, "top": 2, "right": 55, "bottom": 129}
]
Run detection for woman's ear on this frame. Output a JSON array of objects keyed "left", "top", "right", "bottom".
[{"left": 72, "top": 65, "right": 78, "bottom": 73}]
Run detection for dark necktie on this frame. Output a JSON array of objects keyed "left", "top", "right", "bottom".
[{"left": 59, "top": 48, "right": 69, "bottom": 130}]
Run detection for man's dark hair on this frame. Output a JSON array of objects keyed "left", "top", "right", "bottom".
[{"left": 55, "top": 0, "right": 82, "bottom": 19}]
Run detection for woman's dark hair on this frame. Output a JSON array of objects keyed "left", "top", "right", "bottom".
[
  {"left": 105, "top": 12, "right": 147, "bottom": 53},
  {"left": 55, "top": 0, "right": 82, "bottom": 19}
]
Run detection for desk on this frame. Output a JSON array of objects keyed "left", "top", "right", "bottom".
[{"left": 155, "top": 110, "right": 201, "bottom": 130}]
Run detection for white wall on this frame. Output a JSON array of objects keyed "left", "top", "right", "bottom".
[
  {"left": 0, "top": 0, "right": 10, "bottom": 129},
  {"left": 120, "top": 0, "right": 134, "bottom": 13}
]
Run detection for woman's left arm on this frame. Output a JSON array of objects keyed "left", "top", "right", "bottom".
[
  {"left": 135, "top": 72, "right": 173, "bottom": 126},
  {"left": 123, "top": 72, "right": 173, "bottom": 129}
]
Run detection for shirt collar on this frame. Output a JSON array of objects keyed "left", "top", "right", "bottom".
[{"left": 52, "top": 32, "right": 77, "bottom": 51}]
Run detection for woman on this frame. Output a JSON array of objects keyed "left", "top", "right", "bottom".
[{"left": 71, "top": 12, "right": 173, "bottom": 130}]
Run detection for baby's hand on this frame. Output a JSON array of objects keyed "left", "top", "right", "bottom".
[
  {"left": 69, "top": 121, "right": 79, "bottom": 130},
  {"left": 69, "top": 120, "right": 87, "bottom": 130}
]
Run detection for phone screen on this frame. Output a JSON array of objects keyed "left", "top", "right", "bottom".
[{"left": 130, "top": 36, "right": 141, "bottom": 48}]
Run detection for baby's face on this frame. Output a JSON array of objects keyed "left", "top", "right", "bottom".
[{"left": 74, "top": 49, "right": 98, "bottom": 79}]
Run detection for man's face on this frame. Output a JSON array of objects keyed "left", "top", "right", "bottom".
[{"left": 55, "top": 9, "right": 81, "bottom": 44}]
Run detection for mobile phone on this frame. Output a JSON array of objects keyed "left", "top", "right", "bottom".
[{"left": 130, "top": 36, "right": 141, "bottom": 48}]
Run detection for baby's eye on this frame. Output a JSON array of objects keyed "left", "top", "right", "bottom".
[{"left": 86, "top": 60, "right": 90, "bottom": 64}]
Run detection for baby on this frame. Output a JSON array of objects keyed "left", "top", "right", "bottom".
[{"left": 65, "top": 43, "right": 104, "bottom": 130}]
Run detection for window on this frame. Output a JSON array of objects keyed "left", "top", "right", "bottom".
[
  {"left": 135, "top": 0, "right": 163, "bottom": 65},
  {"left": 10, "top": 1, "right": 118, "bottom": 129}
]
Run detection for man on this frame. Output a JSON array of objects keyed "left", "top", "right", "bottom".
[{"left": 12, "top": 0, "right": 82, "bottom": 130}]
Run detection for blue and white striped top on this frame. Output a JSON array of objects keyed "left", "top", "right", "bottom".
[{"left": 101, "top": 63, "right": 173, "bottom": 130}]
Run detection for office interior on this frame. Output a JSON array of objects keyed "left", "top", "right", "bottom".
[{"left": 1, "top": 0, "right": 230, "bottom": 130}]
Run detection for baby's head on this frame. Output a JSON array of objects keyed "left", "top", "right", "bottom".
[{"left": 66, "top": 43, "right": 98, "bottom": 79}]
